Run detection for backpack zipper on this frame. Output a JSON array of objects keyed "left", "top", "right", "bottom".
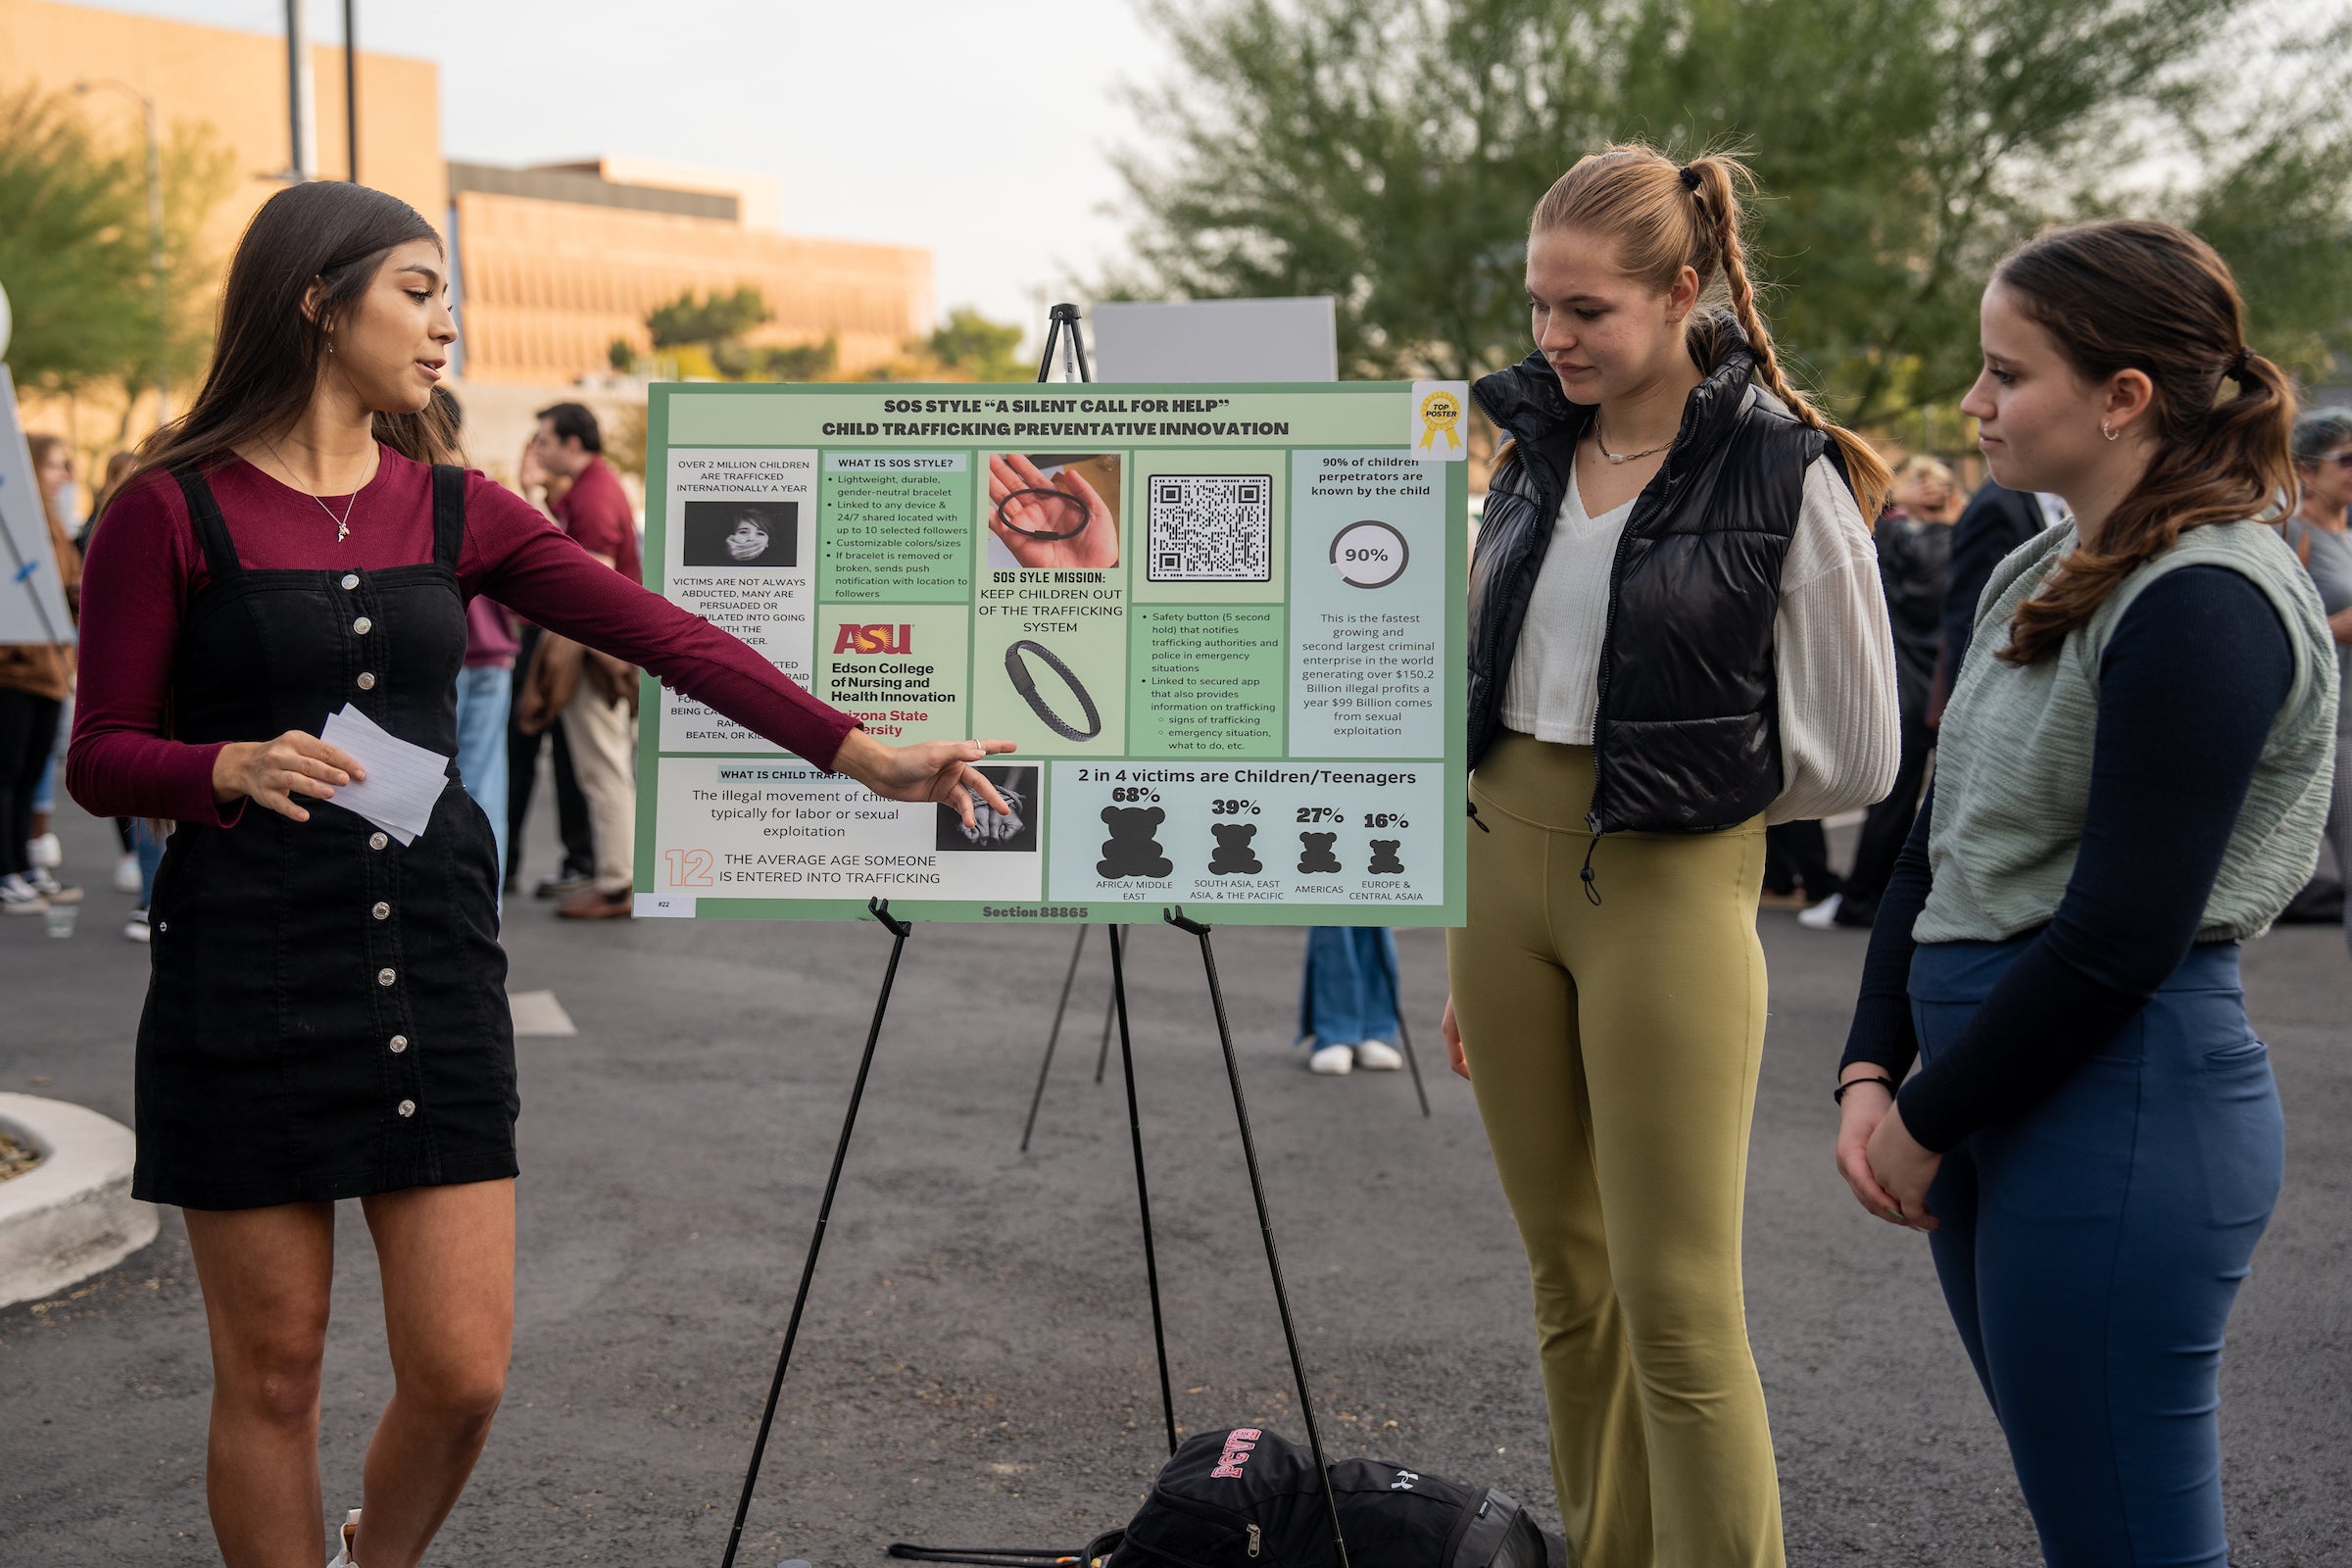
[{"left": 1247, "top": 1525, "right": 1260, "bottom": 1559}]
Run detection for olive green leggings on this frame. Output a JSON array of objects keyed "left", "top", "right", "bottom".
[{"left": 1447, "top": 736, "right": 1781, "bottom": 1568}]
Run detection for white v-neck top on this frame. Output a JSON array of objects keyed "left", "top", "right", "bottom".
[
  {"left": 1499, "top": 473, "right": 1632, "bottom": 745},
  {"left": 1498, "top": 453, "right": 1901, "bottom": 825}
]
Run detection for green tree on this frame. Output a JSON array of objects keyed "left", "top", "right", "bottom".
[
  {"left": 711, "top": 336, "right": 838, "bottom": 380},
  {"left": 926, "top": 307, "right": 1027, "bottom": 382},
  {"left": 0, "top": 85, "right": 229, "bottom": 411},
  {"left": 1110, "top": 0, "right": 2352, "bottom": 424},
  {"left": 647, "top": 285, "right": 772, "bottom": 350}
]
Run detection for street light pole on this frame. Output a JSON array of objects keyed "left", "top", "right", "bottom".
[
  {"left": 284, "top": 0, "right": 317, "bottom": 182},
  {"left": 343, "top": 0, "right": 359, "bottom": 183},
  {"left": 74, "top": 79, "right": 171, "bottom": 423}
]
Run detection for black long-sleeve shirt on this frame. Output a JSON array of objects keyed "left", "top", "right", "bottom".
[
  {"left": 1938, "top": 485, "right": 2048, "bottom": 686},
  {"left": 1841, "top": 565, "right": 2296, "bottom": 1152}
]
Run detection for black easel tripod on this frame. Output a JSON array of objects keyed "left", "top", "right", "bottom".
[{"left": 717, "top": 904, "right": 1354, "bottom": 1568}]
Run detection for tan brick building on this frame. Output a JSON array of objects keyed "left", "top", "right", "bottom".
[{"left": 3, "top": 0, "right": 932, "bottom": 451}]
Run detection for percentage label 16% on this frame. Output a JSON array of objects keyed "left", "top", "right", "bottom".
[{"left": 1362, "top": 812, "right": 1409, "bottom": 829}]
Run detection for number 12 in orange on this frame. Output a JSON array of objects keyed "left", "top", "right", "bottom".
[{"left": 664, "top": 848, "right": 715, "bottom": 887}]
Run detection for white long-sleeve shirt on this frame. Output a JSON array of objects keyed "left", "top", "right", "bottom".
[{"left": 1499, "top": 454, "right": 1900, "bottom": 824}]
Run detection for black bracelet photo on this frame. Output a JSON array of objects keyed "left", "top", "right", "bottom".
[
  {"left": 1004, "top": 639, "right": 1102, "bottom": 742},
  {"left": 996, "top": 486, "right": 1091, "bottom": 541}
]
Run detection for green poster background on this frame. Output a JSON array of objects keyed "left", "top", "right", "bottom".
[{"left": 634, "top": 381, "right": 1466, "bottom": 926}]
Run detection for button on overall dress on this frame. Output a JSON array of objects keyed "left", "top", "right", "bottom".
[{"left": 134, "top": 465, "right": 514, "bottom": 1210}]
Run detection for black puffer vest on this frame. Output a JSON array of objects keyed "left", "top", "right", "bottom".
[{"left": 1469, "top": 313, "right": 1832, "bottom": 838}]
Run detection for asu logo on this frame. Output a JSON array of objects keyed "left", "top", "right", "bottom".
[
  {"left": 833, "top": 623, "right": 913, "bottom": 655},
  {"left": 1210, "top": 1426, "right": 1263, "bottom": 1480}
]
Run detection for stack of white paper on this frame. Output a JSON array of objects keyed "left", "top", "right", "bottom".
[{"left": 318, "top": 704, "right": 452, "bottom": 846}]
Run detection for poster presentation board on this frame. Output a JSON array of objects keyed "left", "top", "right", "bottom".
[
  {"left": 0, "top": 367, "right": 76, "bottom": 648},
  {"left": 634, "top": 380, "right": 1469, "bottom": 926}
]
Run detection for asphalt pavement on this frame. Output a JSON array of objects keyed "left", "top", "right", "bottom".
[{"left": 4, "top": 800, "right": 2347, "bottom": 1565}]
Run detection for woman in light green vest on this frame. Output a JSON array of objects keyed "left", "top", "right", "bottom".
[{"left": 1832, "top": 220, "right": 2335, "bottom": 1567}]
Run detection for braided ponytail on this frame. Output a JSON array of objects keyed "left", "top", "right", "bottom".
[
  {"left": 1528, "top": 146, "right": 1891, "bottom": 519},
  {"left": 1686, "top": 156, "right": 1892, "bottom": 519}
]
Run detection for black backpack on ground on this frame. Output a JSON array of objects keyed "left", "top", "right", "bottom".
[{"left": 890, "top": 1427, "right": 1563, "bottom": 1568}]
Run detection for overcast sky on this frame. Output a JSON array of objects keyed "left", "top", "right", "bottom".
[{"left": 105, "top": 0, "right": 1174, "bottom": 346}]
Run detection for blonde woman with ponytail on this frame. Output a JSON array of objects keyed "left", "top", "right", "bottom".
[
  {"left": 1833, "top": 220, "right": 2333, "bottom": 1566},
  {"left": 1441, "top": 147, "right": 1899, "bottom": 1567}
]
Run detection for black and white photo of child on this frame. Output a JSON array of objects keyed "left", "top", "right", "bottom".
[
  {"left": 682, "top": 500, "right": 799, "bottom": 567},
  {"left": 935, "top": 764, "right": 1039, "bottom": 852}
]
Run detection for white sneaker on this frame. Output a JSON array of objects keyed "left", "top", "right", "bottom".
[
  {"left": 0, "top": 874, "right": 48, "bottom": 915},
  {"left": 114, "top": 852, "right": 143, "bottom": 894},
  {"left": 124, "top": 908, "right": 150, "bottom": 943},
  {"left": 1795, "top": 892, "right": 1844, "bottom": 930},
  {"left": 26, "top": 869, "right": 81, "bottom": 905},
  {"left": 325, "top": 1507, "right": 362, "bottom": 1566},
  {"left": 25, "top": 831, "right": 61, "bottom": 870},
  {"left": 1353, "top": 1040, "right": 1405, "bottom": 1071},
  {"left": 1307, "top": 1043, "right": 1355, "bottom": 1075}
]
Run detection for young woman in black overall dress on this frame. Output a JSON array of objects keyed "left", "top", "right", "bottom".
[{"left": 69, "top": 182, "right": 1014, "bottom": 1567}]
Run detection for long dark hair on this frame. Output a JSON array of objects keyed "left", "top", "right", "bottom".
[
  {"left": 1993, "top": 220, "right": 2295, "bottom": 665},
  {"left": 124, "top": 181, "right": 460, "bottom": 493}
]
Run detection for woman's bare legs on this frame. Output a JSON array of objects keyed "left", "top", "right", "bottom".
[
  {"left": 182, "top": 1201, "right": 338, "bottom": 1567},
  {"left": 348, "top": 1179, "right": 514, "bottom": 1568}
]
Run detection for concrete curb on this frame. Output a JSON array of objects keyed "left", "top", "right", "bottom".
[{"left": 0, "top": 1094, "right": 159, "bottom": 1309}]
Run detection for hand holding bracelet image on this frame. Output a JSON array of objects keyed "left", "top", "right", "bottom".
[{"left": 986, "top": 452, "right": 1121, "bottom": 569}]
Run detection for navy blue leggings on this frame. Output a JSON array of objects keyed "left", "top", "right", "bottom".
[{"left": 1911, "top": 938, "right": 2282, "bottom": 1567}]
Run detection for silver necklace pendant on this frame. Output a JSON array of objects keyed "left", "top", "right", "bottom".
[
  {"left": 337, "top": 519, "right": 350, "bottom": 543},
  {"left": 1593, "top": 425, "right": 1670, "bottom": 466}
]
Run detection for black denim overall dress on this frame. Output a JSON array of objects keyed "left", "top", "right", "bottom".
[{"left": 134, "top": 464, "right": 514, "bottom": 1209}]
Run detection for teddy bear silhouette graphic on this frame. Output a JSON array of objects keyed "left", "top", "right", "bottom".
[
  {"left": 1368, "top": 839, "right": 1404, "bottom": 875},
  {"left": 1297, "top": 832, "right": 1342, "bottom": 876},
  {"left": 1207, "top": 822, "right": 1261, "bottom": 875},
  {"left": 1098, "top": 807, "right": 1173, "bottom": 880}
]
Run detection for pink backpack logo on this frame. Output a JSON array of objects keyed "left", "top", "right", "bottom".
[{"left": 1209, "top": 1428, "right": 1263, "bottom": 1480}]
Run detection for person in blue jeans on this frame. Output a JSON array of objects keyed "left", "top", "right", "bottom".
[
  {"left": 454, "top": 596, "right": 515, "bottom": 884},
  {"left": 1834, "top": 220, "right": 2336, "bottom": 1567},
  {"left": 1296, "top": 926, "right": 1405, "bottom": 1076}
]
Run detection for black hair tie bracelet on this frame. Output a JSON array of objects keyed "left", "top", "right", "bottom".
[
  {"left": 1832, "top": 1074, "right": 1898, "bottom": 1105},
  {"left": 1004, "top": 639, "right": 1102, "bottom": 742},
  {"left": 996, "top": 487, "right": 1091, "bottom": 542}
]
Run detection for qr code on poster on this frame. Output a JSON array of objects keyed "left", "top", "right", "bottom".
[{"left": 1148, "top": 474, "right": 1274, "bottom": 582}]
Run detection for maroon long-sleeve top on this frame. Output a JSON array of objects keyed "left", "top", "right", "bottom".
[{"left": 71, "top": 447, "right": 858, "bottom": 827}]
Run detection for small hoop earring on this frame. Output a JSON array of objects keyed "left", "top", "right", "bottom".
[
  {"left": 326, "top": 337, "right": 336, "bottom": 356},
  {"left": 2101, "top": 419, "right": 2118, "bottom": 442}
]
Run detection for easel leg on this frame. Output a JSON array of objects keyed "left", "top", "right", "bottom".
[
  {"left": 1019, "top": 924, "right": 1091, "bottom": 1152},
  {"left": 1107, "top": 925, "right": 1180, "bottom": 1456},
  {"left": 1379, "top": 935, "right": 1433, "bottom": 1119},
  {"left": 720, "top": 899, "right": 914, "bottom": 1568},
  {"left": 1162, "top": 910, "right": 1352, "bottom": 1568},
  {"left": 1093, "top": 979, "right": 1115, "bottom": 1085}
]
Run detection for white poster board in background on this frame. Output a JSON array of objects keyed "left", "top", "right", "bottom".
[
  {"left": 0, "top": 366, "right": 75, "bottom": 647},
  {"left": 1091, "top": 298, "right": 1339, "bottom": 384}
]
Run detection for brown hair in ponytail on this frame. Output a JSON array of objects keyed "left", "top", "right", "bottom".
[
  {"left": 1991, "top": 220, "right": 2295, "bottom": 665},
  {"left": 1530, "top": 144, "right": 1891, "bottom": 518}
]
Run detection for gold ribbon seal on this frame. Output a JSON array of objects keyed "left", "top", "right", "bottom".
[{"left": 1418, "top": 388, "right": 1462, "bottom": 451}]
